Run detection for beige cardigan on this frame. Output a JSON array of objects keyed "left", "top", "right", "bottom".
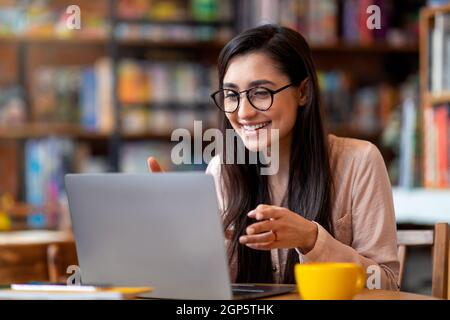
[{"left": 205, "top": 134, "right": 400, "bottom": 290}]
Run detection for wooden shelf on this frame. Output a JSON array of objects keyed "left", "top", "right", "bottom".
[
  {"left": 0, "top": 35, "right": 419, "bottom": 53},
  {"left": 120, "top": 131, "right": 175, "bottom": 140},
  {"left": 0, "top": 124, "right": 382, "bottom": 141},
  {"left": 311, "top": 43, "right": 418, "bottom": 54},
  {"left": 0, "top": 34, "right": 229, "bottom": 50},
  {"left": 120, "top": 127, "right": 216, "bottom": 140},
  {"left": 115, "top": 18, "right": 234, "bottom": 27},
  {"left": 0, "top": 124, "right": 111, "bottom": 139},
  {"left": 120, "top": 127, "right": 382, "bottom": 142},
  {"left": 424, "top": 92, "right": 450, "bottom": 105},
  {"left": 421, "top": 3, "right": 450, "bottom": 19},
  {"left": 116, "top": 38, "right": 228, "bottom": 49},
  {"left": 0, "top": 34, "right": 108, "bottom": 45},
  {"left": 120, "top": 102, "right": 213, "bottom": 109}
]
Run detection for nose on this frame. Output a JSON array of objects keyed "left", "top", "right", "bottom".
[{"left": 237, "top": 93, "right": 257, "bottom": 119}]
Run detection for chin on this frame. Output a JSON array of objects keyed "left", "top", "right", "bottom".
[{"left": 241, "top": 135, "right": 272, "bottom": 152}]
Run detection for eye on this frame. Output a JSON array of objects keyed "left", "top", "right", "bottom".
[
  {"left": 251, "top": 88, "right": 270, "bottom": 99},
  {"left": 224, "top": 90, "right": 239, "bottom": 100}
]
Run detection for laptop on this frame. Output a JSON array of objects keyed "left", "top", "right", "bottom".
[{"left": 65, "top": 173, "right": 296, "bottom": 300}]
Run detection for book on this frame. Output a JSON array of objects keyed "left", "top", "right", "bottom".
[
  {"left": 432, "top": 13, "right": 445, "bottom": 93},
  {"left": 435, "top": 105, "right": 449, "bottom": 187},
  {"left": 430, "top": 13, "right": 450, "bottom": 93},
  {"left": 118, "top": 59, "right": 216, "bottom": 134},
  {"left": 424, "top": 106, "right": 437, "bottom": 188},
  {"left": 423, "top": 104, "right": 450, "bottom": 189},
  {"left": 0, "top": 86, "right": 26, "bottom": 126},
  {"left": 0, "top": 2, "right": 108, "bottom": 38},
  {"left": 0, "top": 284, "right": 152, "bottom": 300},
  {"left": 31, "top": 67, "right": 81, "bottom": 123},
  {"left": 95, "top": 58, "right": 114, "bottom": 133},
  {"left": 80, "top": 67, "right": 98, "bottom": 130},
  {"left": 359, "top": 0, "right": 374, "bottom": 45},
  {"left": 25, "top": 138, "right": 75, "bottom": 229},
  {"left": 399, "top": 97, "right": 418, "bottom": 188},
  {"left": 30, "top": 58, "right": 114, "bottom": 132},
  {"left": 80, "top": 59, "right": 114, "bottom": 132}
]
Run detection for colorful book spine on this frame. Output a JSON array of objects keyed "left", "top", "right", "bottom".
[
  {"left": 423, "top": 104, "right": 450, "bottom": 189},
  {"left": 359, "top": 0, "right": 374, "bottom": 45},
  {"left": 435, "top": 105, "right": 449, "bottom": 187},
  {"left": 25, "top": 139, "right": 75, "bottom": 228},
  {"left": 399, "top": 97, "right": 417, "bottom": 188},
  {"left": 80, "top": 68, "right": 97, "bottom": 130},
  {"left": 25, "top": 140, "right": 46, "bottom": 228},
  {"left": 95, "top": 58, "right": 114, "bottom": 133}
]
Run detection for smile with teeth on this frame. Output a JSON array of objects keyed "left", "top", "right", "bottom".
[{"left": 242, "top": 121, "right": 271, "bottom": 132}]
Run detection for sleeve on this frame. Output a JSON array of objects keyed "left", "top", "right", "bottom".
[{"left": 303, "top": 143, "right": 400, "bottom": 291}]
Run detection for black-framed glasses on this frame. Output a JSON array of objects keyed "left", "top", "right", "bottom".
[{"left": 210, "top": 83, "right": 293, "bottom": 113}]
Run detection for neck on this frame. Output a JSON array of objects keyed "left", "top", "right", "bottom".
[{"left": 276, "top": 136, "right": 291, "bottom": 179}]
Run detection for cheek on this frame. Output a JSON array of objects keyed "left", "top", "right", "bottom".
[{"left": 270, "top": 105, "right": 298, "bottom": 136}]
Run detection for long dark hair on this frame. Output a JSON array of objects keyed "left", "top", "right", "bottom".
[{"left": 217, "top": 24, "right": 334, "bottom": 284}]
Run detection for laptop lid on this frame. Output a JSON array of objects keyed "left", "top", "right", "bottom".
[{"left": 65, "top": 173, "right": 233, "bottom": 299}]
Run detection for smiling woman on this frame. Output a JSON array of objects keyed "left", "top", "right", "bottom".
[
  {"left": 148, "top": 24, "right": 400, "bottom": 291},
  {"left": 206, "top": 24, "right": 399, "bottom": 290}
]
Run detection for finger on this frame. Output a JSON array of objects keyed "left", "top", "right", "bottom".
[
  {"left": 246, "top": 220, "right": 277, "bottom": 235},
  {"left": 247, "top": 205, "right": 274, "bottom": 219},
  {"left": 239, "top": 231, "right": 276, "bottom": 244},
  {"left": 252, "top": 206, "right": 285, "bottom": 221},
  {"left": 147, "top": 157, "right": 164, "bottom": 172},
  {"left": 247, "top": 210, "right": 256, "bottom": 219}
]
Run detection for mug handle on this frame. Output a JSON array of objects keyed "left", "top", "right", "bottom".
[{"left": 355, "top": 266, "right": 366, "bottom": 293}]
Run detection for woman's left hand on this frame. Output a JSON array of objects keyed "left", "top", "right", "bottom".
[{"left": 239, "top": 204, "right": 318, "bottom": 253}]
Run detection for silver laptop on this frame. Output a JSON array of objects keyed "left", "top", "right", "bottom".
[{"left": 65, "top": 173, "right": 295, "bottom": 299}]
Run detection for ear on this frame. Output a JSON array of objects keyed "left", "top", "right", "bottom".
[{"left": 298, "top": 78, "right": 309, "bottom": 106}]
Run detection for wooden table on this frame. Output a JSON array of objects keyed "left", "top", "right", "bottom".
[
  {"left": 0, "top": 230, "right": 77, "bottom": 284},
  {"left": 264, "top": 289, "right": 440, "bottom": 300},
  {"left": 0, "top": 230, "right": 73, "bottom": 245}
]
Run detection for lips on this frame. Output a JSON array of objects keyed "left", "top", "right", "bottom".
[{"left": 241, "top": 121, "right": 271, "bottom": 133}]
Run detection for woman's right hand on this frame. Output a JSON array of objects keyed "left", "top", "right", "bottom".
[{"left": 147, "top": 157, "right": 165, "bottom": 173}]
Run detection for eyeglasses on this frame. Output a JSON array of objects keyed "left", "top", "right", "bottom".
[{"left": 210, "top": 83, "right": 293, "bottom": 113}]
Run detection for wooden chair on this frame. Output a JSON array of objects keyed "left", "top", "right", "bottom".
[
  {"left": 46, "top": 242, "right": 78, "bottom": 283},
  {"left": 397, "top": 223, "right": 449, "bottom": 299}
]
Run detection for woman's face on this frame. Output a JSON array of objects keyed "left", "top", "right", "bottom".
[{"left": 223, "top": 52, "right": 303, "bottom": 152}]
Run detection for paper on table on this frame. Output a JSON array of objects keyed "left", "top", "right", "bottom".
[{"left": 0, "top": 285, "right": 153, "bottom": 300}]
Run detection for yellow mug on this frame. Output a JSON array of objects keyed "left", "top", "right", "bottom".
[{"left": 295, "top": 262, "right": 366, "bottom": 300}]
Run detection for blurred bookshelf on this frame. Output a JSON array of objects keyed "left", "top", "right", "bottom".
[
  {"left": 0, "top": 0, "right": 235, "bottom": 231},
  {"left": 1, "top": 0, "right": 449, "bottom": 231},
  {"left": 420, "top": 3, "right": 450, "bottom": 190}
]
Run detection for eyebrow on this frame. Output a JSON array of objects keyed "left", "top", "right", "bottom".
[{"left": 223, "top": 79, "right": 276, "bottom": 89}]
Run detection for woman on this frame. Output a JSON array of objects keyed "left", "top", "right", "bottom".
[{"left": 148, "top": 24, "right": 399, "bottom": 290}]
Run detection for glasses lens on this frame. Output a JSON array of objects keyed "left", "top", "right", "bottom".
[
  {"left": 214, "top": 89, "right": 239, "bottom": 112},
  {"left": 248, "top": 87, "right": 272, "bottom": 110}
]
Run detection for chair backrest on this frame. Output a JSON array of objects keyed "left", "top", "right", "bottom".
[
  {"left": 397, "top": 223, "right": 449, "bottom": 299},
  {"left": 46, "top": 242, "right": 78, "bottom": 283}
]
